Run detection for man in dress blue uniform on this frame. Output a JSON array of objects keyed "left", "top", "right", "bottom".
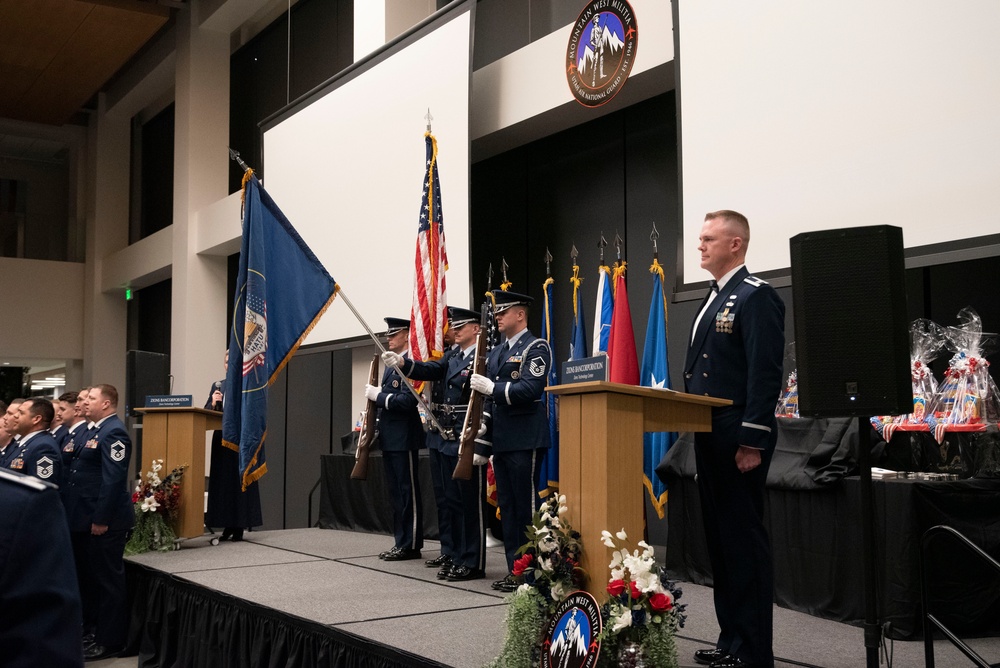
[
  {"left": 0, "top": 468, "right": 84, "bottom": 667},
  {"left": 4, "top": 397, "right": 63, "bottom": 486},
  {"left": 0, "top": 398, "right": 25, "bottom": 468},
  {"left": 685, "top": 210, "right": 785, "bottom": 668},
  {"left": 62, "top": 384, "right": 134, "bottom": 661},
  {"left": 383, "top": 306, "right": 489, "bottom": 581},
  {"left": 53, "top": 391, "right": 82, "bottom": 448},
  {"left": 469, "top": 290, "right": 551, "bottom": 593},
  {"left": 366, "top": 317, "right": 426, "bottom": 561}
]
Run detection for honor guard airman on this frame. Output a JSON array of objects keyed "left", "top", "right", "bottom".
[
  {"left": 384, "top": 306, "right": 489, "bottom": 581},
  {"left": 366, "top": 317, "right": 426, "bottom": 561},
  {"left": 468, "top": 290, "right": 552, "bottom": 592}
]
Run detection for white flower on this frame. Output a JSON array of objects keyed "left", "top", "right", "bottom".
[
  {"left": 616, "top": 528, "right": 628, "bottom": 541},
  {"left": 601, "top": 530, "right": 615, "bottom": 548},
  {"left": 539, "top": 556, "right": 554, "bottom": 572},
  {"left": 633, "top": 569, "right": 660, "bottom": 593},
  {"left": 516, "top": 583, "right": 532, "bottom": 595},
  {"left": 140, "top": 496, "right": 160, "bottom": 512},
  {"left": 611, "top": 608, "right": 633, "bottom": 633},
  {"left": 557, "top": 504, "right": 568, "bottom": 516},
  {"left": 638, "top": 540, "right": 655, "bottom": 559},
  {"left": 611, "top": 567, "right": 625, "bottom": 580},
  {"left": 550, "top": 581, "right": 566, "bottom": 601}
]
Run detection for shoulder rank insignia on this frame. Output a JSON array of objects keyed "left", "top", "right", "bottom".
[{"left": 744, "top": 276, "right": 768, "bottom": 287}]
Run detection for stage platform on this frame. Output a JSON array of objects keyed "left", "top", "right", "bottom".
[{"left": 107, "top": 527, "right": 1000, "bottom": 668}]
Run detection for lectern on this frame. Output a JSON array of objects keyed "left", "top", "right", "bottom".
[
  {"left": 546, "top": 381, "right": 730, "bottom": 598},
  {"left": 135, "top": 407, "right": 221, "bottom": 539}
]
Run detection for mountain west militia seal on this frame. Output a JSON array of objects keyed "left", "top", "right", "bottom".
[{"left": 566, "top": 0, "right": 638, "bottom": 108}]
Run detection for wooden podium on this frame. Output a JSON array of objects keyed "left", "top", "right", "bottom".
[
  {"left": 135, "top": 407, "right": 221, "bottom": 539},
  {"left": 546, "top": 381, "right": 730, "bottom": 597}
]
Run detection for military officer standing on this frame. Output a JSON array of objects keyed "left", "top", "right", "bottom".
[
  {"left": 685, "top": 210, "right": 784, "bottom": 668},
  {"left": 5, "top": 397, "right": 63, "bottom": 486},
  {"left": 469, "top": 290, "right": 551, "bottom": 592},
  {"left": 366, "top": 317, "right": 426, "bottom": 561},
  {"left": 383, "top": 306, "right": 489, "bottom": 581},
  {"left": 62, "top": 384, "right": 134, "bottom": 661}
]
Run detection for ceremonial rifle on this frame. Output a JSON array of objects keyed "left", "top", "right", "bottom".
[
  {"left": 350, "top": 353, "right": 380, "bottom": 480},
  {"left": 453, "top": 304, "right": 489, "bottom": 480}
]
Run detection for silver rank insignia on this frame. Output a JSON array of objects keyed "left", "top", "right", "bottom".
[
  {"left": 110, "top": 440, "right": 126, "bottom": 462},
  {"left": 528, "top": 356, "right": 546, "bottom": 377},
  {"left": 37, "top": 456, "right": 54, "bottom": 479}
]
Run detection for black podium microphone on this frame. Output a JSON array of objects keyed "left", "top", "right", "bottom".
[{"left": 213, "top": 381, "right": 223, "bottom": 411}]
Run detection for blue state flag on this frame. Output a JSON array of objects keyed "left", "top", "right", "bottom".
[
  {"left": 539, "top": 276, "right": 559, "bottom": 496},
  {"left": 593, "top": 263, "right": 613, "bottom": 354},
  {"left": 640, "top": 258, "right": 677, "bottom": 518},
  {"left": 223, "top": 174, "right": 339, "bottom": 490},
  {"left": 569, "top": 263, "right": 588, "bottom": 360}
]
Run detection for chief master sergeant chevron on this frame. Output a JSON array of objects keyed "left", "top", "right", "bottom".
[
  {"left": 684, "top": 210, "right": 785, "bottom": 668},
  {"left": 468, "top": 290, "right": 551, "bottom": 593}
]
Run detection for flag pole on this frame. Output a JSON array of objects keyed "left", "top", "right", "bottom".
[{"left": 336, "top": 287, "right": 445, "bottom": 433}]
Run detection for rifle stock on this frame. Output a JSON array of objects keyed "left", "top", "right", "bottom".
[
  {"left": 453, "top": 306, "right": 489, "bottom": 480},
  {"left": 350, "top": 353, "right": 380, "bottom": 480}
]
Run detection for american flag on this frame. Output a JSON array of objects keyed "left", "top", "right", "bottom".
[
  {"left": 409, "top": 133, "right": 449, "bottom": 362},
  {"left": 483, "top": 291, "right": 499, "bottom": 352}
]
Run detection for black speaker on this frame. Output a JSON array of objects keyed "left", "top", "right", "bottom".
[
  {"left": 126, "top": 350, "right": 170, "bottom": 417},
  {"left": 790, "top": 225, "right": 910, "bottom": 417}
]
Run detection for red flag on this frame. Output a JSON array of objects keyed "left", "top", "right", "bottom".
[
  {"left": 607, "top": 261, "right": 639, "bottom": 384},
  {"left": 409, "top": 133, "right": 449, "bottom": 362}
]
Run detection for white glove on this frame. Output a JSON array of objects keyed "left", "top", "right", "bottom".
[
  {"left": 473, "top": 454, "right": 488, "bottom": 466},
  {"left": 381, "top": 351, "right": 403, "bottom": 368},
  {"left": 469, "top": 373, "right": 495, "bottom": 396},
  {"left": 477, "top": 420, "right": 488, "bottom": 438},
  {"left": 364, "top": 384, "right": 380, "bottom": 402}
]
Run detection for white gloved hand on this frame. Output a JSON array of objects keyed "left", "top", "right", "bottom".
[
  {"left": 477, "top": 420, "right": 488, "bottom": 438},
  {"left": 381, "top": 351, "right": 403, "bottom": 368},
  {"left": 473, "top": 454, "right": 488, "bottom": 466},
  {"left": 364, "top": 384, "right": 380, "bottom": 402},
  {"left": 469, "top": 373, "right": 495, "bottom": 396}
]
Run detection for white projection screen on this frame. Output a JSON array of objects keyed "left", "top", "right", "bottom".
[
  {"left": 678, "top": 0, "right": 1000, "bottom": 285},
  {"left": 262, "top": 3, "right": 471, "bottom": 342}
]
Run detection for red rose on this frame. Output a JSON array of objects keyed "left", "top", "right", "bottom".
[
  {"left": 629, "top": 581, "right": 641, "bottom": 599},
  {"left": 512, "top": 553, "right": 533, "bottom": 576},
  {"left": 607, "top": 579, "right": 626, "bottom": 597},
  {"left": 649, "top": 592, "right": 673, "bottom": 612}
]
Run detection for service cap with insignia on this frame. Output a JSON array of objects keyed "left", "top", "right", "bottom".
[
  {"left": 384, "top": 317, "right": 410, "bottom": 336},
  {"left": 493, "top": 290, "right": 533, "bottom": 314},
  {"left": 448, "top": 306, "right": 479, "bottom": 329}
]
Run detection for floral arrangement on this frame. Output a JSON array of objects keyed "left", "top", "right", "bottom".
[
  {"left": 487, "top": 494, "right": 584, "bottom": 668},
  {"left": 125, "top": 459, "right": 187, "bottom": 555},
  {"left": 596, "top": 529, "right": 686, "bottom": 668}
]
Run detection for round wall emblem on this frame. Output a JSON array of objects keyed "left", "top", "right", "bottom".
[
  {"left": 566, "top": 0, "right": 638, "bottom": 108},
  {"left": 540, "top": 590, "right": 602, "bottom": 668}
]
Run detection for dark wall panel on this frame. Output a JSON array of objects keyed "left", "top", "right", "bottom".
[
  {"left": 260, "top": 371, "right": 287, "bottom": 530},
  {"left": 284, "top": 351, "right": 332, "bottom": 528},
  {"left": 331, "top": 349, "right": 354, "bottom": 453}
]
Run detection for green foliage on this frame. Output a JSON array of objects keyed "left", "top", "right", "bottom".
[
  {"left": 124, "top": 509, "right": 177, "bottom": 555},
  {"left": 484, "top": 587, "right": 547, "bottom": 668}
]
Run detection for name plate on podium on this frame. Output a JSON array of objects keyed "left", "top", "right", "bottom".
[
  {"left": 560, "top": 354, "right": 608, "bottom": 384},
  {"left": 145, "top": 394, "right": 193, "bottom": 408}
]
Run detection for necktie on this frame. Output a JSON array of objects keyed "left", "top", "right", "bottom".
[{"left": 709, "top": 279, "right": 719, "bottom": 295}]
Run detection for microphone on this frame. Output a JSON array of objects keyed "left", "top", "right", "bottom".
[{"left": 213, "top": 381, "right": 223, "bottom": 411}]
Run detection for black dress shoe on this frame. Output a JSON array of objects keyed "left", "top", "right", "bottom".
[
  {"left": 446, "top": 566, "right": 485, "bottom": 582},
  {"left": 82, "top": 632, "right": 95, "bottom": 650},
  {"left": 425, "top": 554, "right": 452, "bottom": 568},
  {"left": 229, "top": 528, "right": 244, "bottom": 542},
  {"left": 709, "top": 655, "right": 745, "bottom": 668},
  {"left": 491, "top": 574, "right": 519, "bottom": 592},
  {"left": 84, "top": 644, "right": 123, "bottom": 661},
  {"left": 694, "top": 648, "right": 729, "bottom": 665},
  {"left": 382, "top": 547, "right": 422, "bottom": 561},
  {"left": 436, "top": 564, "right": 454, "bottom": 580},
  {"left": 378, "top": 547, "right": 396, "bottom": 559}
]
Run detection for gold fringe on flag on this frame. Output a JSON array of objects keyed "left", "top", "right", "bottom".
[
  {"left": 239, "top": 168, "right": 255, "bottom": 218},
  {"left": 650, "top": 258, "right": 668, "bottom": 334},
  {"left": 611, "top": 260, "right": 628, "bottom": 297}
]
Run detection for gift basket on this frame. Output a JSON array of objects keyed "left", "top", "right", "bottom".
[
  {"left": 926, "top": 308, "right": 1000, "bottom": 443},
  {"left": 775, "top": 342, "right": 799, "bottom": 418},
  {"left": 870, "top": 319, "right": 945, "bottom": 441}
]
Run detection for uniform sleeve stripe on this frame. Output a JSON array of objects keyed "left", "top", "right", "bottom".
[
  {"left": 742, "top": 421, "right": 772, "bottom": 433},
  {"left": 504, "top": 382, "right": 512, "bottom": 405}
]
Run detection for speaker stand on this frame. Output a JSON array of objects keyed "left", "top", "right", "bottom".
[{"left": 857, "top": 416, "right": 883, "bottom": 668}]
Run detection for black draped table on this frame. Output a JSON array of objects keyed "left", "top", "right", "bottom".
[
  {"left": 318, "top": 452, "right": 440, "bottom": 540},
  {"left": 658, "top": 417, "right": 1000, "bottom": 639}
]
